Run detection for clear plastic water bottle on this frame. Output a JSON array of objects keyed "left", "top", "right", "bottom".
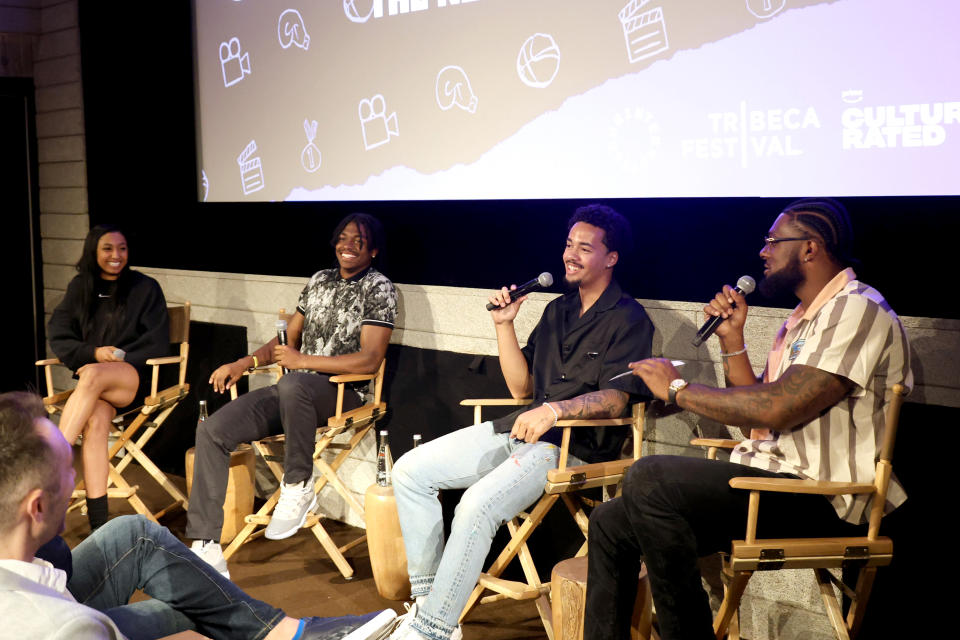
[
  {"left": 198, "top": 400, "right": 208, "bottom": 423},
  {"left": 412, "top": 434, "right": 422, "bottom": 448},
  {"left": 376, "top": 430, "right": 392, "bottom": 486}
]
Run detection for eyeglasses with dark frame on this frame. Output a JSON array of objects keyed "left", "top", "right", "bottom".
[{"left": 762, "top": 235, "right": 812, "bottom": 249}]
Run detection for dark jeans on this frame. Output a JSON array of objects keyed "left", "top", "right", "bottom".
[
  {"left": 186, "top": 372, "right": 361, "bottom": 541},
  {"left": 68, "top": 515, "right": 285, "bottom": 640},
  {"left": 584, "top": 455, "right": 865, "bottom": 640}
]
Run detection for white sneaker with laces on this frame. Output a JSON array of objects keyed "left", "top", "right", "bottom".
[
  {"left": 388, "top": 601, "right": 462, "bottom": 640},
  {"left": 190, "top": 539, "right": 230, "bottom": 579},
  {"left": 264, "top": 477, "right": 318, "bottom": 540}
]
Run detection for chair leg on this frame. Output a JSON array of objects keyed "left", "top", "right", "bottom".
[
  {"left": 815, "top": 568, "right": 852, "bottom": 640},
  {"left": 713, "top": 570, "right": 751, "bottom": 640},
  {"left": 222, "top": 489, "right": 282, "bottom": 560},
  {"left": 845, "top": 567, "right": 876, "bottom": 639}
]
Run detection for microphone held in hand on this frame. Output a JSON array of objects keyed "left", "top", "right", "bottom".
[
  {"left": 485, "top": 272, "right": 554, "bottom": 310},
  {"left": 691, "top": 275, "right": 756, "bottom": 347},
  {"left": 276, "top": 319, "right": 289, "bottom": 374}
]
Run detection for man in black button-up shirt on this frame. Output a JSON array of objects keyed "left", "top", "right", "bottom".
[{"left": 391, "top": 205, "right": 653, "bottom": 640}]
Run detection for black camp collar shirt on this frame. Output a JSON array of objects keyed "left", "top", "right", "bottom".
[{"left": 492, "top": 279, "right": 654, "bottom": 463}]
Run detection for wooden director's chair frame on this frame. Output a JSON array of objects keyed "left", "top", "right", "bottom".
[
  {"left": 221, "top": 342, "right": 387, "bottom": 580},
  {"left": 691, "top": 383, "right": 907, "bottom": 640},
  {"left": 458, "top": 398, "right": 645, "bottom": 639},
  {"left": 37, "top": 302, "right": 192, "bottom": 523}
]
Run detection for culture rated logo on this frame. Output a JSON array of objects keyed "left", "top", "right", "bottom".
[{"left": 841, "top": 98, "right": 960, "bottom": 149}]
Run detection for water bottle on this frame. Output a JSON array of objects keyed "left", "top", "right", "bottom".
[
  {"left": 198, "top": 400, "right": 208, "bottom": 423},
  {"left": 376, "top": 430, "right": 392, "bottom": 486},
  {"left": 412, "top": 434, "right": 422, "bottom": 448}
]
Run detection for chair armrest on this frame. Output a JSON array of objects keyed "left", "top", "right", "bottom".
[
  {"left": 729, "top": 477, "right": 876, "bottom": 496},
  {"left": 460, "top": 398, "right": 533, "bottom": 407},
  {"left": 145, "top": 355, "right": 183, "bottom": 366},
  {"left": 35, "top": 358, "right": 62, "bottom": 366},
  {"left": 690, "top": 437, "right": 741, "bottom": 449},
  {"left": 556, "top": 417, "right": 635, "bottom": 427},
  {"left": 329, "top": 372, "right": 378, "bottom": 383}
]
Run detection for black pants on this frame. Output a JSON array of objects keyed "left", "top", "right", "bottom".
[
  {"left": 185, "top": 372, "right": 360, "bottom": 541},
  {"left": 584, "top": 455, "right": 865, "bottom": 640}
]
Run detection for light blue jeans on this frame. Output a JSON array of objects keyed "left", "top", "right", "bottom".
[{"left": 392, "top": 422, "right": 575, "bottom": 640}]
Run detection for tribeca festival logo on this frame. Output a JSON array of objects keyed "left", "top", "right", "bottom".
[
  {"left": 359, "top": 95, "right": 399, "bottom": 150},
  {"left": 681, "top": 101, "right": 821, "bottom": 167},
  {"left": 220, "top": 37, "right": 251, "bottom": 87},
  {"left": 841, "top": 95, "right": 960, "bottom": 149},
  {"left": 344, "top": 0, "right": 480, "bottom": 23}
]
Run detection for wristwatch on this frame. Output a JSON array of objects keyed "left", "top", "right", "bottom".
[{"left": 667, "top": 378, "right": 689, "bottom": 405}]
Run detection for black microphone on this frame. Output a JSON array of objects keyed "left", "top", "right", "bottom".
[
  {"left": 485, "top": 272, "right": 554, "bottom": 310},
  {"left": 691, "top": 275, "right": 757, "bottom": 347},
  {"left": 276, "top": 319, "right": 289, "bottom": 374}
]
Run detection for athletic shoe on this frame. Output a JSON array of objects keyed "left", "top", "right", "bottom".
[
  {"left": 389, "top": 602, "right": 462, "bottom": 640},
  {"left": 264, "top": 477, "right": 318, "bottom": 540},
  {"left": 302, "top": 609, "right": 397, "bottom": 640},
  {"left": 190, "top": 539, "right": 230, "bottom": 579}
]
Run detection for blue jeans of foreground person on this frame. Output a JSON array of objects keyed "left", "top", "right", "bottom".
[
  {"left": 393, "top": 421, "right": 581, "bottom": 640},
  {"left": 67, "top": 515, "right": 287, "bottom": 640},
  {"left": 584, "top": 456, "right": 867, "bottom": 640}
]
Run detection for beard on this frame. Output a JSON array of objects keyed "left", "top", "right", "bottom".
[{"left": 759, "top": 255, "right": 805, "bottom": 298}]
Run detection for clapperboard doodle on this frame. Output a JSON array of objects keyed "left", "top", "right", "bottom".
[
  {"left": 618, "top": 1, "right": 669, "bottom": 64},
  {"left": 746, "top": 0, "right": 787, "bottom": 20},
  {"left": 359, "top": 95, "right": 399, "bottom": 150},
  {"left": 436, "top": 66, "right": 479, "bottom": 113},
  {"left": 278, "top": 9, "right": 311, "bottom": 50},
  {"left": 301, "top": 119, "right": 322, "bottom": 172},
  {"left": 237, "top": 140, "right": 265, "bottom": 195},
  {"left": 220, "top": 37, "right": 251, "bottom": 87},
  {"left": 517, "top": 33, "right": 561, "bottom": 89}
]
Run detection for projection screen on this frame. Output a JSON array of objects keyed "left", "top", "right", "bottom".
[{"left": 193, "top": 0, "right": 959, "bottom": 202}]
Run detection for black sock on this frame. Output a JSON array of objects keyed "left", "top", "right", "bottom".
[{"left": 86, "top": 495, "right": 108, "bottom": 531}]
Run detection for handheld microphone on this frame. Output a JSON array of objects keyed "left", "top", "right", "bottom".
[
  {"left": 691, "top": 275, "right": 756, "bottom": 347},
  {"left": 276, "top": 319, "right": 289, "bottom": 374},
  {"left": 485, "top": 272, "right": 554, "bottom": 310}
]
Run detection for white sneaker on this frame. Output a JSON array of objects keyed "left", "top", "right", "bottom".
[
  {"left": 264, "top": 477, "right": 318, "bottom": 540},
  {"left": 388, "top": 602, "right": 462, "bottom": 640},
  {"left": 190, "top": 539, "right": 230, "bottom": 579}
]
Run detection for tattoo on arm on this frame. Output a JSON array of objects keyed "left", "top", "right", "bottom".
[
  {"left": 679, "top": 365, "right": 853, "bottom": 431},
  {"left": 552, "top": 389, "right": 629, "bottom": 420}
]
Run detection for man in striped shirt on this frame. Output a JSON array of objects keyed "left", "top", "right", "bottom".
[{"left": 584, "top": 198, "right": 912, "bottom": 640}]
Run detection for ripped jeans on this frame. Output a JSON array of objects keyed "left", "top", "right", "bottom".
[{"left": 392, "top": 422, "right": 576, "bottom": 640}]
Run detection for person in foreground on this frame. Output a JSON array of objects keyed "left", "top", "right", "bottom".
[
  {"left": 389, "top": 205, "right": 654, "bottom": 640},
  {"left": 0, "top": 391, "right": 397, "bottom": 640},
  {"left": 583, "top": 198, "right": 913, "bottom": 640},
  {"left": 186, "top": 213, "right": 397, "bottom": 576},
  {"left": 48, "top": 224, "right": 170, "bottom": 531}
]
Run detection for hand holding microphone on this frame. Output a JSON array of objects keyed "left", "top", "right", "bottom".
[
  {"left": 275, "top": 319, "right": 290, "bottom": 374},
  {"left": 692, "top": 275, "right": 756, "bottom": 347},
  {"left": 486, "top": 272, "right": 553, "bottom": 311}
]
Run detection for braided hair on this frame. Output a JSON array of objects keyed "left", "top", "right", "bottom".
[{"left": 780, "top": 198, "right": 856, "bottom": 267}]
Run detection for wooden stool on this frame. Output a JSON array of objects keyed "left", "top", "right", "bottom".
[
  {"left": 365, "top": 483, "right": 411, "bottom": 600},
  {"left": 551, "top": 556, "right": 652, "bottom": 640},
  {"left": 185, "top": 444, "right": 255, "bottom": 545}
]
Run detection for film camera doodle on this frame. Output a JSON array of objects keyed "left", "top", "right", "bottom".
[
  {"left": 220, "top": 37, "right": 251, "bottom": 87},
  {"left": 359, "top": 95, "right": 399, "bottom": 150}
]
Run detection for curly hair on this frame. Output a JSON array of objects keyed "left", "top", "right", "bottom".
[{"left": 567, "top": 204, "right": 634, "bottom": 256}]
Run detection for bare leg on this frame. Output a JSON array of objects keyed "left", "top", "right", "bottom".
[
  {"left": 59, "top": 361, "right": 139, "bottom": 444},
  {"left": 81, "top": 399, "right": 117, "bottom": 499}
]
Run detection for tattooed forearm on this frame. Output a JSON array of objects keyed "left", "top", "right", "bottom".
[
  {"left": 678, "top": 364, "right": 852, "bottom": 431},
  {"left": 552, "top": 389, "right": 629, "bottom": 420}
]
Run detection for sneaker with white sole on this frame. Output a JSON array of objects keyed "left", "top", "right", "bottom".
[
  {"left": 388, "top": 602, "right": 462, "bottom": 640},
  {"left": 264, "top": 477, "right": 318, "bottom": 540},
  {"left": 190, "top": 539, "right": 230, "bottom": 579},
  {"left": 302, "top": 609, "right": 397, "bottom": 640}
]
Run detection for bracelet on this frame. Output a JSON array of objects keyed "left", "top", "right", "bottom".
[
  {"left": 248, "top": 355, "right": 259, "bottom": 372},
  {"left": 720, "top": 344, "right": 747, "bottom": 358},
  {"left": 544, "top": 402, "right": 559, "bottom": 427}
]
